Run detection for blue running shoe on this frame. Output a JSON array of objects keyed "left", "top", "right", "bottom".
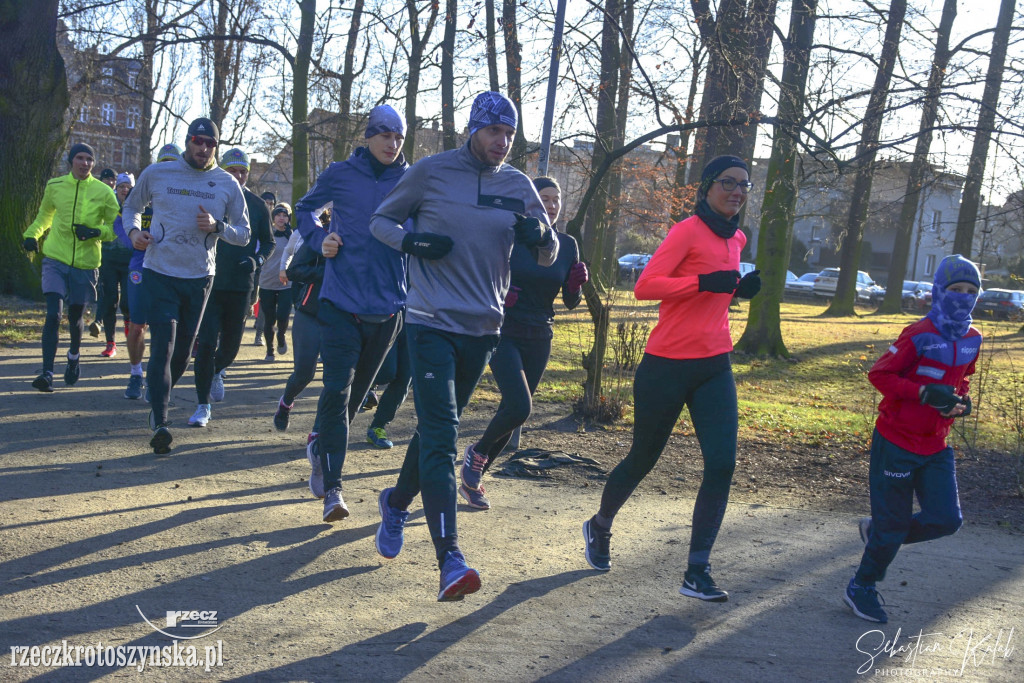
[
  {"left": 63, "top": 353, "right": 80, "bottom": 386},
  {"left": 124, "top": 374, "right": 144, "bottom": 400},
  {"left": 583, "top": 517, "right": 611, "bottom": 571},
  {"left": 306, "top": 437, "right": 325, "bottom": 499},
  {"left": 438, "top": 550, "right": 481, "bottom": 602},
  {"left": 460, "top": 443, "right": 487, "bottom": 492},
  {"left": 458, "top": 483, "right": 490, "bottom": 510},
  {"left": 375, "top": 487, "right": 409, "bottom": 559},
  {"left": 845, "top": 579, "right": 887, "bottom": 623}
]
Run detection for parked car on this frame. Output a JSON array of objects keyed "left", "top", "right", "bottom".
[
  {"left": 812, "top": 268, "right": 882, "bottom": 302},
  {"left": 785, "top": 272, "right": 818, "bottom": 298},
  {"left": 739, "top": 262, "right": 756, "bottom": 277},
  {"left": 975, "top": 289, "right": 1024, "bottom": 321},
  {"left": 617, "top": 253, "right": 651, "bottom": 282},
  {"left": 901, "top": 281, "right": 932, "bottom": 312}
]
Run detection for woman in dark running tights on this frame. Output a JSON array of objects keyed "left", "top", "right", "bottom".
[
  {"left": 582, "top": 155, "right": 761, "bottom": 603},
  {"left": 457, "top": 176, "right": 588, "bottom": 510}
]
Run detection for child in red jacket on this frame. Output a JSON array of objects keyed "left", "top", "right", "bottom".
[{"left": 845, "top": 254, "right": 982, "bottom": 623}]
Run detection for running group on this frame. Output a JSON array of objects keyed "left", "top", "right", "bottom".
[{"left": 22, "top": 92, "right": 981, "bottom": 619}]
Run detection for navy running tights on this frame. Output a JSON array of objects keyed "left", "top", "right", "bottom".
[
  {"left": 42, "top": 293, "right": 84, "bottom": 373},
  {"left": 598, "top": 352, "right": 737, "bottom": 567}
]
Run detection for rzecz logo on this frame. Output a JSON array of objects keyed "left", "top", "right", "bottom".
[{"left": 136, "top": 606, "right": 223, "bottom": 639}]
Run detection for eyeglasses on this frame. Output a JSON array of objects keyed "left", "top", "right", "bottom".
[
  {"left": 713, "top": 178, "right": 753, "bottom": 193},
  {"left": 190, "top": 135, "right": 217, "bottom": 149}
]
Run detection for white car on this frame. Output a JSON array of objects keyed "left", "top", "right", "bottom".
[{"left": 812, "top": 268, "right": 882, "bottom": 302}]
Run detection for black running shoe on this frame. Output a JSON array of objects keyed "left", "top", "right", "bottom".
[
  {"left": 583, "top": 516, "right": 611, "bottom": 571},
  {"left": 32, "top": 371, "right": 54, "bottom": 393},
  {"left": 273, "top": 397, "right": 292, "bottom": 431},
  {"left": 63, "top": 354, "right": 80, "bottom": 386},
  {"left": 150, "top": 425, "right": 173, "bottom": 455},
  {"left": 680, "top": 565, "right": 729, "bottom": 602}
]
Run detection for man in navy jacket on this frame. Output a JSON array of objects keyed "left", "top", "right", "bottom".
[{"left": 293, "top": 105, "right": 410, "bottom": 524}]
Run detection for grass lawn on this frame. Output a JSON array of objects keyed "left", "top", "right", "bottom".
[{"left": 476, "top": 291, "right": 1024, "bottom": 456}]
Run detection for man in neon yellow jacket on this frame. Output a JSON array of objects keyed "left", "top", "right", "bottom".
[{"left": 23, "top": 142, "right": 120, "bottom": 392}]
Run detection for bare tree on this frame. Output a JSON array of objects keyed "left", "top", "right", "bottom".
[
  {"left": 484, "top": 0, "right": 500, "bottom": 90},
  {"left": 824, "top": 0, "right": 907, "bottom": 317},
  {"left": 402, "top": 0, "right": 439, "bottom": 161},
  {"left": 441, "top": 0, "right": 458, "bottom": 150},
  {"left": 291, "top": 0, "right": 316, "bottom": 204},
  {"left": 953, "top": 0, "right": 1016, "bottom": 257},
  {"left": 502, "top": 0, "right": 527, "bottom": 169},
  {"left": 736, "top": 0, "right": 818, "bottom": 356}
]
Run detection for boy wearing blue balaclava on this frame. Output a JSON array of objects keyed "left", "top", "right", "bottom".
[{"left": 844, "top": 254, "right": 983, "bottom": 624}]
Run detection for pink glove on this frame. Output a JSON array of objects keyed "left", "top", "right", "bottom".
[
  {"left": 504, "top": 285, "right": 522, "bottom": 308},
  {"left": 567, "top": 261, "right": 589, "bottom": 292}
]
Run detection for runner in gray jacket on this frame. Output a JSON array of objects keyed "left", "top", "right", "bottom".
[
  {"left": 124, "top": 117, "right": 250, "bottom": 454},
  {"left": 371, "top": 91, "right": 557, "bottom": 602}
]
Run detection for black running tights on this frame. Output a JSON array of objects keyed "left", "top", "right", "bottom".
[{"left": 42, "top": 293, "right": 84, "bottom": 373}]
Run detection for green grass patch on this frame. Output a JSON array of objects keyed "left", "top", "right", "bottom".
[
  {"left": 0, "top": 295, "right": 45, "bottom": 347},
  {"left": 538, "top": 295, "right": 1024, "bottom": 454}
]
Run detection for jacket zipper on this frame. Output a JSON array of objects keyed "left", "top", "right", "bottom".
[{"left": 70, "top": 178, "right": 82, "bottom": 268}]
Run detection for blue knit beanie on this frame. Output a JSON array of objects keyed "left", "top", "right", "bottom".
[
  {"left": 468, "top": 91, "right": 518, "bottom": 136},
  {"left": 365, "top": 104, "right": 407, "bottom": 138}
]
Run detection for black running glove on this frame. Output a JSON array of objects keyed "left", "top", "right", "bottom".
[
  {"left": 512, "top": 213, "right": 552, "bottom": 248},
  {"left": 74, "top": 224, "right": 102, "bottom": 241},
  {"left": 698, "top": 270, "right": 741, "bottom": 294},
  {"left": 23, "top": 237, "right": 38, "bottom": 252},
  {"left": 920, "top": 384, "right": 963, "bottom": 413},
  {"left": 735, "top": 270, "right": 761, "bottom": 299},
  {"left": 238, "top": 257, "right": 258, "bottom": 274},
  {"left": 401, "top": 232, "right": 454, "bottom": 260}
]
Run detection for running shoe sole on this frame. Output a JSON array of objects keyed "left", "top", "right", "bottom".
[
  {"left": 458, "top": 483, "right": 490, "bottom": 510},
  {"left": 323, "top": 501, "right": 350, "bottom": 523},
  {"left": 150, "top": 428, "right": 172, "bottom": 455},
  {"left": 32, "top": 375, "right": 54, "bottom": 392},
  {"left": 306, "top": 440, "right": 325, "bottom": 499},
  {"left": 438, "top": 568, "right": 481, "bottom": 602},
  {"left": 679, "top": 582, "right": 729, "bottom": 602}
]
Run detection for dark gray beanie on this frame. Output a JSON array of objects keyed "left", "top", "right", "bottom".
[{"left": 67, "top": 142, "right": 96, "bottom": 164}]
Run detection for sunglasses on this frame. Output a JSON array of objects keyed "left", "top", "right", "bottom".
[
  {"left": 190, "top": 135, "right": 217, "bottom": 149},
  {"left": 713, "top": 178, "right": 753, "bottom": 193}
]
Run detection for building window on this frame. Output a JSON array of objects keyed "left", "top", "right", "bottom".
[
  {"left": 128, "top": 69, "right": 138, "bottom": 89},
  {"left": 101, "top": 66, "right": 114, "bottom": 86},
  {"left": 930, "top": 210, "right": 941, "bottom": 233},
  {"left": 126, "top": 105, "right": 140, "bottom": 129},
  {"left": 113, "top": 144, "right": 124, "bottom": 166},
  {"left": 78, "top": 105, "right": 88, "bottom": 123},
  {"left": 101, "top": 102, "right": 115, "bottom": 126},
  {"left": 925, "top": 254, "right": 936, "bottom": 275}
]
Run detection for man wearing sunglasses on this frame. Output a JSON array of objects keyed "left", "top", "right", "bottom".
[{"left": 123, "top": 117, "right": 250, "bottom": 454}]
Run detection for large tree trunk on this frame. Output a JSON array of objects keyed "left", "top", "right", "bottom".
[
  {"left": 953, "top": 0, "right": 1015, "bottom": 257},
  {"left": 291, "top": 0, "right": 315, "bottom": 205},
  {"left": 402, "top": 0, "right": 438, "bottom": 162},
  {"left": 441, "top": 0, "right": 457, "bottom": 150},
  {"left": 208, "top": 0, "right": 229, "bottom": 129},
  {"left": 138, "top": 1, "right": 159, "bottom": 170},
  {"left": 502, "top": 0, "right": 527, "bottom": 170},
  {"left": 670, "top": 38, "right": 703, "bottom": 222},
  {"left": 824, "top": 0, "right": 906, "bottom": 317},
  {"left": 484, "top": 0, "right": 500, "bottom": 91},
  {"left": 0, "top": 0, "right": 69, "bottom": 297},
  {"left": 333, "top": 0, "right": 364, "bottom": 161},
  {"left": 736, "top": 0, "right": 818, "bottom": 357},
  {"left": 690, "top": 0, "right": 777, "bottom": 166},
  {"left": 878, "top": 0, "right": 956, "bottom": 314}
]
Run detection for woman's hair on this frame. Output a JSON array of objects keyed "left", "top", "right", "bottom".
[{"left": 533, "top": 176, "right": 560, "bottom": 193}]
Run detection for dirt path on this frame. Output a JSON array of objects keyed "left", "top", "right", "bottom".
[{"left": 1, "top": 341, "right": 1021, "bottom": 681}]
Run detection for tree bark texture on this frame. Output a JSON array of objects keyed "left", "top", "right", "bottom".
[
  {"left": 502, "top": 0, "right": 527, "bottom": 170},
  {"left": 736, "top": 0, "right": 818, "bottom": 357},
  {"left": 485, "top": 0, "right": 500, "bottom": 91},
  {"left": 877, "top": 0, "right": 956, "bottom": 314},
  {"left": 403, "top": 0, "right": 438, "bottom": 162},
  {"left": 0, "top": 0, "right": 69, "bottom": 297},
  {"left": 824, "top": 0, "right": 906, "bottom": 317},
  {"left": 333, "top": 0, "right": 365, "bottom": 162},
  {"left": 953, "top": 0, "right": 1015, "bottom": 257},
  {"left": 441, "top": 0, "right": 458, "bottom": 150},
  {"left": 291, "top": 0, "right": 315, "bottom": 205}
]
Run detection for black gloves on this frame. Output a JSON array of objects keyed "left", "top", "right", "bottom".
[
  {"left": 920, "top": 384, "right": 964, "bottom": 413},
  {"left": 512, "top": 213, "right": 552, "bottom": 248},
  {"left": 238, "top": 257, "right": 258, "bottom": 274},
  {"left": 402, "top": 232, "right": 454, "bottom": 260},
  {"left": 960, "top": 397, "right": 972, "bottom": 417},
  {"left": 698, "top": 270, "right": 740, "bottom": 294},
  {"left": 23, "top": 237, "right": 38, "bottom": 252},
  {"left": 735, "top": 270, "right": 761, "bottom": 299},
  {"left": 74, "top": 224, "right": 101, "bottom": 241}
]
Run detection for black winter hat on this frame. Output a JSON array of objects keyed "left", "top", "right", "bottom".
[{"left": 67, "top": 142, "right": 96, "bottom": 164}]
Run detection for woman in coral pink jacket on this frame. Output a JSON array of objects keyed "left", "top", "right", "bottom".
[{"left": 582, "top": 155, "right": 761, "bottom": 604}]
